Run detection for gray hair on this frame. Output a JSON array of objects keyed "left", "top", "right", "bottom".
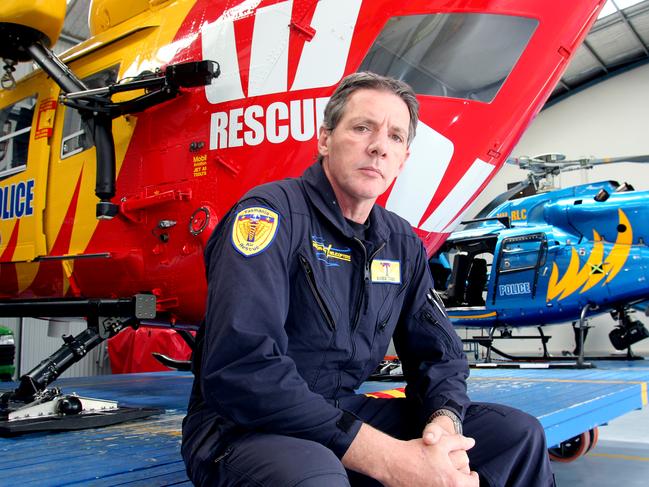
[{"left": 321, "top": 71, "right": 419, "bottom": 146}]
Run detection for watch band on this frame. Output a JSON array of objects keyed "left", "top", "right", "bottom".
[{"left": 428, "top": 409, "right": 463, "bottom": 435}]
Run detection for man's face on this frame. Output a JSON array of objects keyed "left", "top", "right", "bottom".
[{"left": 318, "top": 88, "right": 411, "bottom": 207}]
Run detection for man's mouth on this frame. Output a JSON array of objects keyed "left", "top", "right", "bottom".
[{"left": 359, "top": 166, "right": 383, "bottom": 178}]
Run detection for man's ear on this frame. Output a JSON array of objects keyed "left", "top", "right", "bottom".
[{"left": 317, "top": 126, "right": 330, "bottom": 157}]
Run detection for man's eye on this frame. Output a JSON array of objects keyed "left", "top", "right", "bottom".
[
  {"left": 354, "top": 126, "right": 369, "bottom": 132},
  {"left": 391, "top": 134, "right": 404, "bottom": 143}
]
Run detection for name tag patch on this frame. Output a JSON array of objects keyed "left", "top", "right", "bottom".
[{"left": 371, "top": 260, "right": 401, "bottom": 284}]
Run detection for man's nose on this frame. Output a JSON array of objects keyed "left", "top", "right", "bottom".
[{"left": 367, "top": 131, "right": 388, "bottom": 158}]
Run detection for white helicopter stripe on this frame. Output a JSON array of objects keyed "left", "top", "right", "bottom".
[{"left": 203, "top": 0, "right": 361, "bottom": 104}]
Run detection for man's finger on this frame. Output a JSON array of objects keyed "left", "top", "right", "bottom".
[
  {"left": 449, "top": 450, "right": 470, "bottom": 472},
  {"left": 423, "top": 431, "right": 439, "bottom": 444},
  {"left": 422, "top": 423, "right": 447, "bottom": 444},
  {"left": 438, "top": 433, "right": 476, "bottom": 452},
  {"left": 458, "top": 470, "right": 480, "bottom": 487}
]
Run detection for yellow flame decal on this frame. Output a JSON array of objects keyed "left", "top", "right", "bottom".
[
  {"left": 547, "top": 248, "right": 579, "bottom": 301},
  {"left": 604, "top": 209, "right": 632, "bottom": 283},
  {"left": 547, "top": 209, "right": 632, "bottom": 301},
  {"left": 579, "top": 230, "right": 605, "bottom": 294},
  {"left": 16, "top": 262, "right": 40, "bottom": 294}
]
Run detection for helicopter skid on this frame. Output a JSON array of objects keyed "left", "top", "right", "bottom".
[
  {"left": 472, "top": 360, "right": 594, "bottom": 369},
  {"left": 466, "top": 336, "right": 596, "bottom": 368}
]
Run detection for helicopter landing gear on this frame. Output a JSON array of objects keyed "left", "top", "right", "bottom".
[
  {"left": 574, "top": 303, "right": 597, "bottom": 368},
  {"left": 548, "top": 427, "right": 599, "bottom": 462},
  {"left": 609, "top": 307, "right": 649, "bottom": 359},
  {"left": 0, "top": 295, "right": 161, "bottom": 435}
]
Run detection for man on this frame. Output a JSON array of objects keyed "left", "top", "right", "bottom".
[{"left": 182, "top": 72, "right": 554, "bottom": 486}]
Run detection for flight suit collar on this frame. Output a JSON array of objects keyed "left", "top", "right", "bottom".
[{"left": 302, "top": 162, "right": 390, "bottom": 243}]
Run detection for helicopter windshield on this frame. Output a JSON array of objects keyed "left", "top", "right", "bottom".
[{"left": 359, "top": 13, "right": 538, "bottom": 103}]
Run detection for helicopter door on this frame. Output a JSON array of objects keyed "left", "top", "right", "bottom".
[
  {"left": 0, "top": 78, "right": 56, "bottom": 263},
  {"left": 493, "top": 233, "right": 547, "bottom": 306}
]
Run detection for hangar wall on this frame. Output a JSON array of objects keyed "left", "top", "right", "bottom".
[
  {"left": 0, "top": 318, "right": 109, "bottom": 381},
  {"left": 460, "top": 62, "right": 649, "bottom": 356}
]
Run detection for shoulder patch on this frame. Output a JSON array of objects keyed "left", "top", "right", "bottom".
[{"left": 231, "top": 206, "right": 280, "bottom": 257}]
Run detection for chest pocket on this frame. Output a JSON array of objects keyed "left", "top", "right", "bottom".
[{"left": 297, "top": 254, "right": 338, "bottom": 332}]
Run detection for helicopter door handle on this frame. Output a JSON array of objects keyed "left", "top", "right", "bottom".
[{"left": 121, "top": 189, "right": 192, "bottom": 215}]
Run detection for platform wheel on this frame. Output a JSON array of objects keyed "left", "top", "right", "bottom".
[
  {"left": 586, "top": 427, "right": 599, "bottom": 453},
  {"left": 548, "top": 432, "right": 591, "bottom": 462}
]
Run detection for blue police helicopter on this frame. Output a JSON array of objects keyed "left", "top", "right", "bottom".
[{"left": 430, "top": 154, "right": 649, "bottom": 366}]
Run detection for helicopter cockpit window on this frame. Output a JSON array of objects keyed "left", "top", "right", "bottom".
[
  {"left": 499, "top": 235, "right": 545, "bottom": 272},
  {"left": 359, "top": 13, "right": 537, "bottom": 103},
  {"left": 0, "top": 95, "right": 37, "bottom": 179},
  {"left": 61, "top": 65, "right": 119, "bottom": 159}
]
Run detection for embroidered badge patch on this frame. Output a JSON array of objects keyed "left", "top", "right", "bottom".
[
  {"left": 231, "top": 206, "right": 279, "bottom": 257},
  {"left": 371, "top": 259, "right": 401, "bottom": 284},
  {"left": 311, "top": 236, "right": 352, "bottom": 267}
]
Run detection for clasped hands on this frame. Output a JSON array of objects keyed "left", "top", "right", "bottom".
[{"left": 384, "top": 417, "right": 479, "bottom": 487}]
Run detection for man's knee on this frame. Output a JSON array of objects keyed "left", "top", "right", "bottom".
[{"left": 503, "top": 406, "right": 547, "bottom": 451}]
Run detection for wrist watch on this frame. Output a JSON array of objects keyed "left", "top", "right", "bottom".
[{"left": 428, "top": 409, "right": 463, "bottom": 435}]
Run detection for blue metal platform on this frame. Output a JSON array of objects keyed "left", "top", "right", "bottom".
[{"left": 0, "top": 361, "right": 647, "bottom": 486}]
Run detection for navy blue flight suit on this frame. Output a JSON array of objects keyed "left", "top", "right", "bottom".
[{"left": 182, "top": 162, "right": 554, "bottom": 486}]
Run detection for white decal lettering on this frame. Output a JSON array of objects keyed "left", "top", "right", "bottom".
[
  {"left": 266, "top": 102, "right": 289, "bottom": 143},
  {"left": 209, "top": 112, "right": 228, "bottom": 150},
  {"left": 290, "top": 99, "right": 315, "bottom": 141},
  {"left": 228, "top": 108, "right": 244, "bottom": 147},
  {"left": 244, "top": 105, "right": 264, "bottom": 146},
  {"left": 209, "top": 97, "right": 328, "bottom": 148}
]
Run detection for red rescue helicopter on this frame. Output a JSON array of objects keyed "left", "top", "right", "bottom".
[{"left": 0, "top": 0, "right": 605, "bottom": 430}]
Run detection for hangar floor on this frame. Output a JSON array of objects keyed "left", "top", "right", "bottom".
[
  {"left": 553, "top": 405, "right": 649, "bottom": 486},
  {"left": 0, "top": 360, "right": 647, "bottom": 485}
]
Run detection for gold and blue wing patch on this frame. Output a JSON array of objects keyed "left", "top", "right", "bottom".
[
  {"left": 231, "top": 206, "right": 280, "bottom": 257},
  {"left": 371, "top": 259, "right": 401, "bottom": 284}
]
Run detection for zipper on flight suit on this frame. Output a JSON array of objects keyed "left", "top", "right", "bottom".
[
  {"left": 334, "top": 240, "right": 386, "bottom": 398},
  {"left": 299, "top": 255, "right": 336, "bottom": 331},
  {"left": 351, "top": 239, "right": 386, "bottom": 331}
]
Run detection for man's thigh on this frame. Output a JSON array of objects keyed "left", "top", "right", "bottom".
[{"left": 204, "top": 433, "right": 350, "bottom": 487}]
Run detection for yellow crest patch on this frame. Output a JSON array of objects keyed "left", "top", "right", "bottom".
[
  {"left": 371, "top": 259, "right": 401, "bottom": 284},
  {"left": 231, "top": 206, "right": 280, "bottom": 257}
]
